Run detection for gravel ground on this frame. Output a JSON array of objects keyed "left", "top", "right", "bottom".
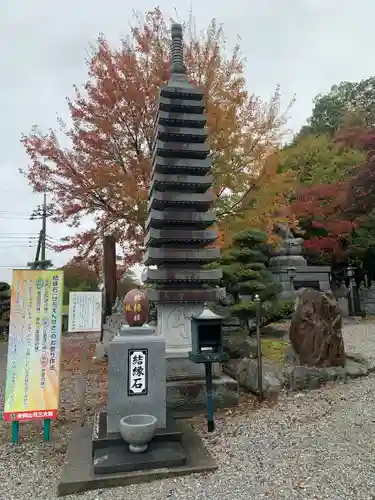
[{"left": 2, "top": 323, "right": 375, "bottom": 500}]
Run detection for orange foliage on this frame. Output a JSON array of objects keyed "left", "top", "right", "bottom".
[
  {"left": 21, "top": 8, "right": 289, "bottom": 266},
  {"left": 219, "top": 153, "right": 298, "bottom": 248}
]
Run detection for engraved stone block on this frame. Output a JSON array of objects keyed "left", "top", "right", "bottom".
[{"left": 107, "top": 327, "right": 166, "bottom": 433}]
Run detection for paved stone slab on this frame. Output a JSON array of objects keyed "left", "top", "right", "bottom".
[
  {"left": 93, "top": 411, "right": 183, "bottom": 448},
  {"left": 93, "top": 440, "right": 186, "bottom": 475},
  {"left": 58, "top": 421, "right": 217, "bottom": 497}
]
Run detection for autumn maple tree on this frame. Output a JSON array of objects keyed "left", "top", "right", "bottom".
[
  {"left": 289, "top": 182, "right": 356, "bottom": 260},
  {"left": 273, "top": 74, "right": 375, "bottom": 268},
  {"left": 21, "top": 7, "right": 290, "bottom": 267},
  {"left": 275, "top": 122, "right": 368, "bottom": 262},
  {"left": 219, "top": 152, "right": 298, "bottom": 248}
]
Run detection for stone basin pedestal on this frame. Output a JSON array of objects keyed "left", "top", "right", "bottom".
[{"left": 119, "top": 414, "right": 158, "bottom": 453}]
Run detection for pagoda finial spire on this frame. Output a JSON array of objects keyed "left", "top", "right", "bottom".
[{"left": 170, "top": 23, "right": 186, "bottom": 75}]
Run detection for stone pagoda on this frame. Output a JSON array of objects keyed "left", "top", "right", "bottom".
[{"left": 143, "top": 23, "right": 237, "bottom": 411}]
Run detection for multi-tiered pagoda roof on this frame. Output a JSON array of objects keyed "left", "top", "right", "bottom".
[{"left": 143, "top": 23, "right": 222, "bottom": 304}]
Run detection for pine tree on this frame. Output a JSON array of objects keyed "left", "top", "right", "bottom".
[{"left": 220, "top": 228, "right": 285, "bottom": 328}]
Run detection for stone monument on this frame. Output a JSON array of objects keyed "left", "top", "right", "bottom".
[
  {"left": 270, "top": 223, "right": 331, "bottom": 296},
  {"left": 58, "top": 26, "right": 224, "bottom": 495},
  {"left": 92, "top": 288, "right": 187, "bottom": 474},
  {"left": 289, "top": 288, "right": 346, "bottom": 367},
  {"left": 143, "top": 23, "right": 237, "bottom": 411},
  {"left": 106, "top": 326, "right": 167, "bottom": 432},
  {"left": 106, "top": 289, "right": 166, "bottom": 433}
]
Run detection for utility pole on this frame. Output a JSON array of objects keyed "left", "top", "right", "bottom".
[
  {"left": 41, "top": 193, "right": 47, "bottom": 264},
  {"left": 28, "top": 194, "right": 53, "bottom": 270}
]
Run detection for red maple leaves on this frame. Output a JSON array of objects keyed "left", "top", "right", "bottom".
[{"left": 290, "top": 182, "right": 357, "bottom": 260}]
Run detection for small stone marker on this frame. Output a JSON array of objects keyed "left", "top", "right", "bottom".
[
  {"left": 108, "top": 287, "right": 166, "bottom": 432},
  {"left": 107, "top": 324, "right": 166, "bottom": 433}
]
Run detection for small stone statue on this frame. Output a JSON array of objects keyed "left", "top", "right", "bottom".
[
  {"left": 112, "top": 296, "right": 122, "bottom": 314},
  {"left": 274, "top": 222, "right": 294, "bottom": 240},
  {"left": 273, "top": 223, "right": 304, "bottom": 257},
  {"left": 274, "top": 223, "right": 303, "bottom": 256}
]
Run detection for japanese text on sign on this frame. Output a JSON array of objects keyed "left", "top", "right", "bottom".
[
  {"left": 128, "top": 349, "right": 148, "bottom": 396},
  {"left": 3, "top": 270, "right": 64, "bottom": 422},
  {"left": 68, "top": 291, "right": 102, "bottom": 333}
]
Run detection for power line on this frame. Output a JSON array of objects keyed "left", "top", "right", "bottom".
[
  {"left": 46, "top": 234, "right": 61, "bottom": 242},
  {"left": 0, "top": 210, "right": 34, "bottom": 215},
  {"left": 0, "top": 215, "right": 32, "bottom": 220},
  {"left": 0, "top": 197, "right": 60, "bottom": 271},
  {"left": 0, "top": 210, "right": 32, "bottom": 215},
  {"left": 30, "top": 200, "right": 54, "bottom": 220},
  {"left": 0, "top": 241, "right": 35, "bottom": 249},
  {"left": 0, "top": 209, "right": 52, "bottom": 220},
  {"left": 0, "top": 236, "right": 39, "bottom": 240}
]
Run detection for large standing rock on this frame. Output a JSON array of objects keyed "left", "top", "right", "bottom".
[{"left": 289, "top": 288, "right": 345, "bottom": 367}]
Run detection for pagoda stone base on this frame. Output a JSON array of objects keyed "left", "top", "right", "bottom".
[
  {"left": 167, "top": 374, "right": 239, "bottom": 416},
  {"left": 156, "top": 303, "right": 204, "bottom": 353},
  {"left": 156, "top": 303, "right": 238, "bottom": 412},
  {"left": 166, "top": 356, "right": 221, "bottom": 380},
  {"left": 156, "top": 303, "right": 220, "bottom": 378}
]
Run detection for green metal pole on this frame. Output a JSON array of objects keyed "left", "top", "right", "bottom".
[
  {"left": 205, "top": 363, "right": 214, "bottom": 432},
  {"left": 255, "top": 294, "right": 263, "bottom": 402},
  {"left": 11, "top": 421, "right": 19, "bottom": 444},
  {"left": 43, "top": 419, "right": 51, "bottom": 441}
]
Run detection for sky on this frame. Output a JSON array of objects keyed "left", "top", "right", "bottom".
[{"left": 1, "top": 0, "right": 375, "bottom": 283}]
